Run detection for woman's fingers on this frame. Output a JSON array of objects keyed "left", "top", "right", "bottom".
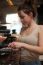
[
  {"left": 8, "top": 42, "right": 23, "bottom": 49},
  {"left": 8, "top": 42, "right": 16, "bottom": 48},
  {"left": 8, "top": 42, "right": 19, "bottom": 49}
]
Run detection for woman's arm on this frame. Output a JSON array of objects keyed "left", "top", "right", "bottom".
[{"left": 22, "top": 43, "right": 43, "bottom": 55}]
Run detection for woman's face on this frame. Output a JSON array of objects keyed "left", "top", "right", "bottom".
[{"left": 18, "top": 10, "right": 33, "bottom": 25}]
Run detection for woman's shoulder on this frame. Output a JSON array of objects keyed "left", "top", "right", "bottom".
[
  {"left": 38, "top": 25, "right": 43, "bottom": 33},
  {"left": 38, "top": 25, "right": 43, "bottom": 30},
  {"left": 38, "top": 25, "right": 43, "bottom": 28}
]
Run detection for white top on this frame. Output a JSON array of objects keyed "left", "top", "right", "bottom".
[{"left": 19, "top": 26, "right": 39, "bottom": 61}]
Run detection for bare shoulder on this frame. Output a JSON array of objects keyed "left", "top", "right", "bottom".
[
  {"left": 38, "top": 25, "right": 43, "bottom": 33},
  {"left": 39, "top": 25, "right": 43, "bottom": 28},
  {"left": 38, "top": 25, "right": 43, "bottom": 30}
]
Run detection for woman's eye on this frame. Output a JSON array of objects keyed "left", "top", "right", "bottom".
[
  {"left": 19, "top": 15, "right": 23, "bottom": 18},
  {"left": 20, "top": 16, "right": 24, "bottom": 19}
]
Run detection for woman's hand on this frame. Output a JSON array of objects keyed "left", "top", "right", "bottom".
[
  {"left": 0, "top": 36, "right": 7, "bottom": 42},
  {"left": 8, "top": 42, "right": 25, "bottom": 49}
]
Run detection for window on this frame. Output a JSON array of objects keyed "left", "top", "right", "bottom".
[{"left": 6, "top": 13, "right": 22, "bottom": 34}]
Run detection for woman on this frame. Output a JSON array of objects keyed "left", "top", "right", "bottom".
[{"left": 8, "top": 1, "right": 43, "bottom": 65}]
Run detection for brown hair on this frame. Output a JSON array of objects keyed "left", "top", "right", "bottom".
[{"left": 18, "top": 1, "right": 36, "bottom": 17}]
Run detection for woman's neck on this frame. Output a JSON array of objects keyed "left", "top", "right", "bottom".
[
  {"left": 21, "top": 20, "right": 38, "bottom": 33},
  {"left": 29, "top": 20, "right": 38, "bottom": 29}
]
